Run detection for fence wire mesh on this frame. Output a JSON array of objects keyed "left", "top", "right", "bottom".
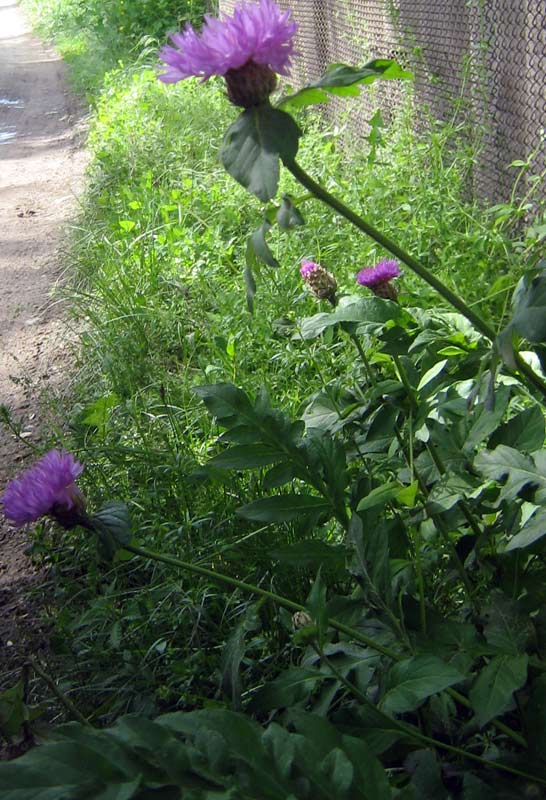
[{"left": 219, "top": 0, "right": 545, "bottom": 204}]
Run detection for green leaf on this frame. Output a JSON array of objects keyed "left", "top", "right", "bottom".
[
  {"left": 220, "top": 105, "right": 301, "bottom": 201},
  {"left": 357, "top": 481, "right": 401, "bottom": 512},
  {"left": 207, "top": 443, "right": 284, "bottom": 470},
  {"left": 469, "top": 654, "right": 528, "bottom": 726},
  {"left": 489, "top": 405, "right": 545, "bottom": 452},
  {"left": 93, "top": 502, "right": 131, "bottom": 546},
  {"left": 221, "top": 607, "right": 258, "bottom": 711},
  {"left": 270, "top": 539, "right": 347, "bottom": 569},
  {"left": 417, "top": 359, "right": 448, "bottom": 391},
  {"left": 380, "top": 656, "right": 464, "bottom": 714},
  {"left": 504, "top": 507, "right": 546, "bottom": 551},
  {"left": 118, "top": 219, "right": 136, "bottom": 232},
  {"left": 276, "top": 195, "right": 305, "bottom": 230},
  {"left": 249, "top": 667, "right": 322, "bottom": 712},
  {"left": 80, "top": 393, "right": 119, "bottom": 428},
  {"left": 299, "top": 296, "right": 403, "bottom": 340},
  {"left": 278, "top": 59, "right": 412, "bottom": 110},
  {"left": 475, "top": 445, "right": 546, "bottom": 503},
  {"left": 236, "top": 493, "right": 332, "bottom": 522},
  {"left": 482, "top": 590, "right": 533, "bottom": 654},
  {"left": 249, "top": 220, "right": 279, "bottom": 268},
  {"left": 193, "top": 382, "right": 254, "bottom": 426},
  {"left": 243, "top": 260, "right": 257, "bottom": 313}
]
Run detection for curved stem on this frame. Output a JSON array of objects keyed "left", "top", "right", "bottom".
[
  {"left": 315, "top": 645, "right": 533, "bottom": 782},
  {"left": 122, "top": 541, "right": 525, "bottom": 748},
  {"left": 285, "top": 159, "right": 546, "bottom": 401}
]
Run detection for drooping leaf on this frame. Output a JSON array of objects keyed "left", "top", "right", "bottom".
[
  {"left": 380, "top": 656, "right": 464, "bottom": 715},
  {"left": 357, "top": 481, "right": 402, "bottom": 512},
  {"left": 469, "top": 654, "right": 528, "bottom": 727},
  {"left": 249, "top": 220, "right": 279, "bottom": 267},
  {"left": 220, "top": 104, "right": 301, "bottom": 201},
  {"left": 277, "top": 59, "right": 412, "bottom": 110},
  {"left": 91, "top": 501, "right": 132, "bottom": 559},
  {"left": 276, "top": 195, "right": 305, "bottom": 230}
]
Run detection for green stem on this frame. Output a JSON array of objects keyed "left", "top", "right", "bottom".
[
  {"left": 27, "top": 657, "right": 90, "bottom": 726},
  {"left": 285, "top": 159, "right": 546, "bottom": 401},
  {"left": 315, "top": 646, "right": 535, "bottom": 782},
  {"left": 122, "top": 542, "right": 525, "bottom": 748}
]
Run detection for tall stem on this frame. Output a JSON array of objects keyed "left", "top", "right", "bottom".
[
  {"left": 121, "top": 541, "right": 525, "bottom": 747},
  {"left": 285, "top": 159, "right": 546, "bottom": 401}
]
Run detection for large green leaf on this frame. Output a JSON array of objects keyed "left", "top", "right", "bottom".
[
  {"left": 496, "top": 263, "right": 546, "bottom": 364},
  {"left": 278, "top": 59, "right": 412, "bottom": 110},
  {"left": 299, "top": 296, "right": 404, "bottom": 340},
  {"left": 469, "top": 654, "right": 528, "bottom": 727},
  {"left": 380, "top": 656, "right": 464, "bottom": 715},
  {"left": 236, "top": 493, "right": 332, "bottom": 522},
  {"left": 220, "top": 104, "right": 301, "bottom": 201}
]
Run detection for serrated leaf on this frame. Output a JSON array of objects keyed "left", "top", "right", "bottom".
[
  {"left": 236, "top": 493, "right": 332, "bottom": 522},
  {"left": 278, "top": 59, "right": 412, "bottom": 110},
  {"left": 220, "top": 105, "right": 301, "bottom": 201},
  {"left": 381, "top": 656, "right": 464, "bottom": 714},
  {"left": 469, "top": 654, "right": 528, "bottom": 726}
]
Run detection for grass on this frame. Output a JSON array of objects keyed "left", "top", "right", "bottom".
[{"left": 12, "top": 0, "right": 546, "bottom": 725}]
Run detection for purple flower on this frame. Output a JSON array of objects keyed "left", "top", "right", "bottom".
[
  {"left": 158, "top": 0, "right": 297, "bottom": 84},
  {"left": 2, "top": 449, "right": 84, "bottom": 528},
  {"left": 300, "top": 258, "right": 337, "bottom": 305},
  {"left": 300, "top": 259, "right": 319, "bottom": 279},
  {"left": 356, "top": 259, "right": 401, "bottom": 287},
  {"left": 356, "top": 260, "right": 401, "bottom": 300}
]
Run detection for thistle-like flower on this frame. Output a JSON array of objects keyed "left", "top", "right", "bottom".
[
  {"left": 2, "top": 449, "right": 86, "bottom": 529},
  {"left": 356, "top": 259, "right": 401, "bottom": 300},
  {"left": 300, "top": 259, "right": 337, "bottom": 305},
  {"left": 158, "top": 0, "right": 297, "bottom": 108}
]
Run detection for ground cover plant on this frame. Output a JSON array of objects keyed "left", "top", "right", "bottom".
[{"left": 2, "top": 0, "right": 546, "bottom": 796}]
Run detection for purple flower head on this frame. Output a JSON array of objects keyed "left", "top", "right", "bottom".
[
  {"left": 356, "top": 259, "right": 401, "bottom": 287},
  {"left": 159, "top": 0, "right": 297, "bottom": 104},
  {"left": 300, "top": 258, "right": 337, "bottom": 305},
  {"left": 300, "top": 259, "right": 319, "bottom": 279},
  {"left": 2, "top": 449, "right": 85, "bottom": 528}
]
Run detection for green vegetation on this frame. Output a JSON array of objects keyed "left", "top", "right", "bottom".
[{"left": 3, "top": 0, "right": 546, "bottom": 796}]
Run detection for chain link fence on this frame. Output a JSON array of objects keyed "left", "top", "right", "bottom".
[{"left": 219, "top": 0, "right": 545, "bottom": 204}]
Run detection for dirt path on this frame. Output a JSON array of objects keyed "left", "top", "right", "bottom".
[{"left": 0, "top": 0, "right": 85, "bottom": 679}]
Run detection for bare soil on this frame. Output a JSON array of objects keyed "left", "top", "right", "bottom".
[{"left": 0, "top": 0, "right": 86, "bottom": 684}]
